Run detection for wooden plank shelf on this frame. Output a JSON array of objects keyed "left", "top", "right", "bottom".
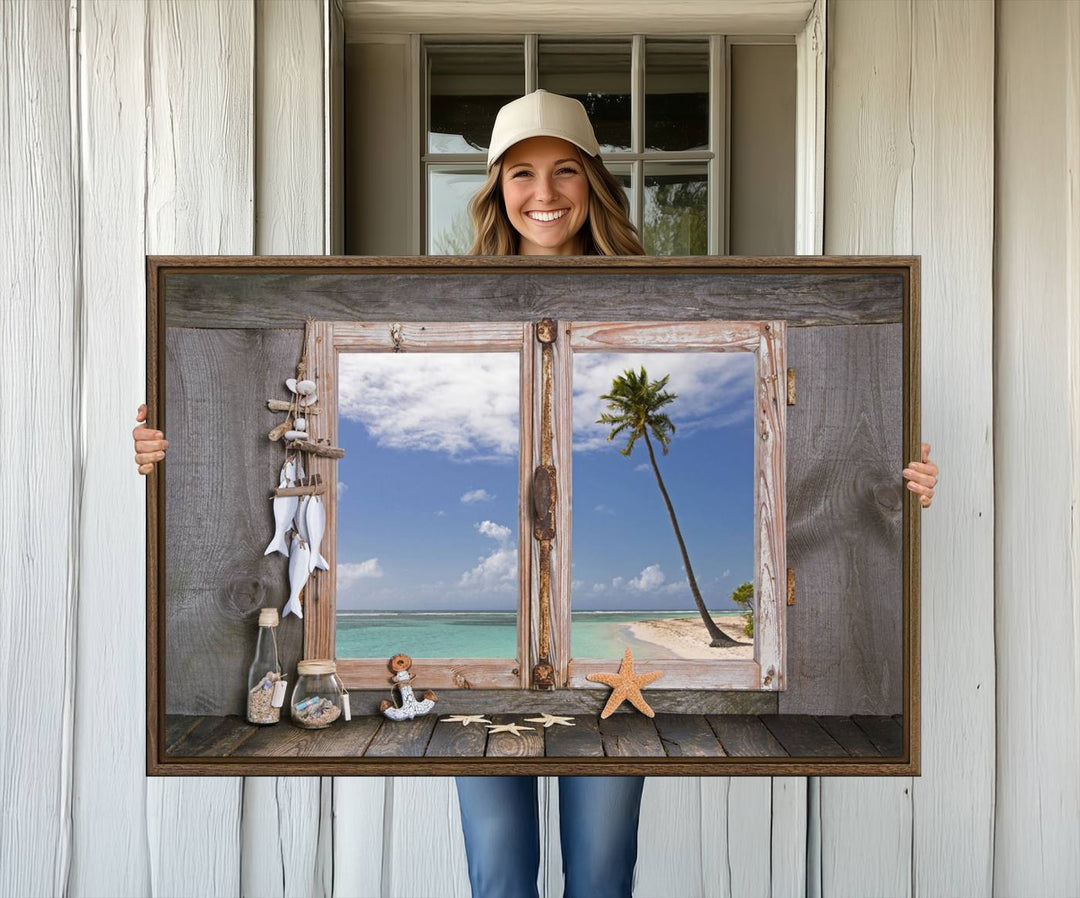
[{"left": 164, "top": 713, "right": 904, "bottom": 759}]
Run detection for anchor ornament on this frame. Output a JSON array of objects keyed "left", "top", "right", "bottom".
[{"left": 378, "top": 653, "right": 438, "bottom": 721}]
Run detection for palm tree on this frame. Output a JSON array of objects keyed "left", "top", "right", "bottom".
[{"left": 598, "top": 366, "right": 744, "bottom": 648}]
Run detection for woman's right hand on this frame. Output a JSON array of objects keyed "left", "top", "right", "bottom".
[{"left": 133, "top": 404, "right": 169, "bottom": 474}]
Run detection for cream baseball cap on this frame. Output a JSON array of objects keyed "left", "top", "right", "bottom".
[{"left": 486, "top": 89, "right": 600, "bottom": 169}]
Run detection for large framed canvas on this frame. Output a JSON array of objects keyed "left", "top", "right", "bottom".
[{"left": 147, "top": 256, "right": 920, "bottom": 776}]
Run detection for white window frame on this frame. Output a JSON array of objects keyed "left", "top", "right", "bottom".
[{"left": 410, "top": 0, "right": 827, "bottom": 257}]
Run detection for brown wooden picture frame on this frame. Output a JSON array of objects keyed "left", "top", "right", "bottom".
[{"left": 147, "top": 255, "right": 920, "bottom": 776}]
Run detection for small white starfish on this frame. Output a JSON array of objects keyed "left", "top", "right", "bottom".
[
  {"left": 440, "top": 714, "right": 492, "bottom": 727},
  {"left": 523, "top": 713, "right": 576, "bottom": 728},
  {"left": 485, "top": 722, "right": 536, "bottom": 736}
]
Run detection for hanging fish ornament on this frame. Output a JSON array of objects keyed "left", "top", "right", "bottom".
[
  {"left": 306, "top": 495, "right": 327, "bottom": 573},
  {"left": 280, "top": 458, "right": 297, "bottom": 487},
  {"left": 264, "top": 491, "right": 299, "bottom": 557},
  {"left": 283, "top": 535, "right": 311, "bottom": 619}
]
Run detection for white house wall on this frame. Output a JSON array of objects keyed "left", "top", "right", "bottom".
[
  {"left": 825, "top": 2, "right": 996, "bottom": 896},
  {"left": 1, "top": 1, "right": 1078, "bottom": 897},
  {"left": 0, "top": 2, "right": 79, "bottom": 896},
  {"left": 994, "top": 1, "right": 1080, "bottom": 894}
]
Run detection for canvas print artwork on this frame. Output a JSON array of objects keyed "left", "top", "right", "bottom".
[{"left": 148, "top": 256, "right": 920, "bottom": 776}]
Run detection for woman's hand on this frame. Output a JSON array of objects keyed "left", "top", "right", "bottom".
[
  {"left": 903, "top": 442, "right": 938, "bottom": 508},
  {"left": 133, "top": 404, "right": 168, "bottom": 474}
]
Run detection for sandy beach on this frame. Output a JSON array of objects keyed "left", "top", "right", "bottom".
[{"left": 627, "top": 614, "right": 754, "bottom": 659}]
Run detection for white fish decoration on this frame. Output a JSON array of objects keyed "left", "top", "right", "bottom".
[
  {"left": 294, "top": 495, "right": 329, "bottom": 572},
  {"left": 306, "top": 495, "right": 327, "bottom": 573},
  {"left": 283, "top": 535, "right": 311, "bottom": 619},
  {"left": 264, "top": 492, "right": 298, "bottom": 557},
  {"left": 295, "top": 379, "right": 316, "bottom": 395},
  {"left": 280, "top": 457, "right": 297, "bottom": 488},
  {"left": 295, "top": 495, "right": 311, "bottom": 541}
]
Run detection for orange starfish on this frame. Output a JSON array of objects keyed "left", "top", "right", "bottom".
[{"left": 585, "top": 647, "right": 664, "bottom": 718}]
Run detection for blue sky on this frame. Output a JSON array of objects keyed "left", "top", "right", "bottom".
[{"left": 334, "top": 350, "right": 755, "bottom": 612}]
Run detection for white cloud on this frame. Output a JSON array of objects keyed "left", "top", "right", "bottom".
[
  {"left": 459, "top": 520, "right": 517, "bottom": 592},
  {"left": 611, "top": 576, "right": 625, "bottom": 589},
  {"left": 629, "top": 563, "right": 666, "bottom": 591},
  {"left": 634, "top": 463, "right": 652, "bottom": 473},
  {"left": 339, "top": 352, "right": 519, "bottom": 460},
  {"left": 434, "top": 509, "right": 447, "bottom": 517},
  {"left": 337, "top": 481, "right": 349, "bottom": 497},
  {"left": 593, "top": 504, "right": 615, "bottom": 515},
  {"left": 337, "top": 558, "right": 383, "bottom": 590},
  {"left": 573, "top": 352, "right": 756, "bottom": 453},
  {"left": 722, "top": 569, "right": 731, "bottom": 578},
  {"left": 461, "top": 488, "right": 495, "bottom": 504}
]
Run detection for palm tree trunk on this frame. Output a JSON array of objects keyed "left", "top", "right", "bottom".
[{"left": 642, "top": 430, "right": 743, "bottom": 647}]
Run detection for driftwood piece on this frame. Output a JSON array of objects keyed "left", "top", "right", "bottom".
[
  {"left": 272, "top": 474, "right": 325, "bottom": 498},
  {"left": 267, "top": 398, "right": 320, "bottom": 415},
  {"left": 285, "top": 439, "right": 345, "bottom": 459}
]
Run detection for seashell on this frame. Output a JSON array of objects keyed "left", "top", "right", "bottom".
[
  {"left": 285, "top": 378, "right": 299, "bottom": 394},
  {"left": 294, "top": 417, "right": 307, "bottom": 432},
  {"left": 284, "top": 430, "right": 309, "bottom": 442},
  {"left": 268, "top": 420, "right": 291, "bottom": 442},
  {"left": 300, "top": 392, "right": 318, "bottom": 407},
  {"left": 295, "top": 379, "right": 316, "bottom": 396}
]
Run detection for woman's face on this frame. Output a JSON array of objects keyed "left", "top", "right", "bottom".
[{"left": 499, "top": 136, "right": 590, "bottom": 255}]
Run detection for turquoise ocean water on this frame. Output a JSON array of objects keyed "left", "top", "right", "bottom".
[{"left": 336, "top": 610, "right": 745, "bottom": 660}]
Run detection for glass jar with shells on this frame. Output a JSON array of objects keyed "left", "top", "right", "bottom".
[{"left": 291, "top": 659, "right": 350, "bottom": 729}]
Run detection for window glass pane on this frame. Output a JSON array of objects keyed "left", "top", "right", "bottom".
[
  {"left": 570, "top": 351, "right": 756, "bottom": 660},
  {"left": 428, "top": 43, "right": 524, "bottom": 153},
  {"left": 428, "top": 166, "right": 487, "bottom": 254},
  {"left": 645, "top": 40, "right": 709, "bottom": 152},
  {"left": 604, "top": 162, "right": 634, "bottom": 216},
  {"left": 335, "top": 352, "right": 521, "bottom": 658},
  {"left": 538, "top": 40, "right": 632, "bottom": 153},
  {"left": 643, "top": 163, "right": 707, "bottom": 255}
]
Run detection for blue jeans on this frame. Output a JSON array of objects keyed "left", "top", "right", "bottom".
[{"left": 454, "top": 775, "right": 646, "bottom": 898}]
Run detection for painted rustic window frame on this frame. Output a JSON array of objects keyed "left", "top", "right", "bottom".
[{"left": 314, "top": 319, "right": 786, "bottom": 693}]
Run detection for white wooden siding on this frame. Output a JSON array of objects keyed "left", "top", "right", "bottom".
[
  {"left": 825, "top": 2, "right": 996, "bottom": 896},
  {"left": 0, "top": 2, "right": 78, "bottom": 896},
  {"left": 994, "top": 1, "right": 1080, "bottom": 894},
  {"left": 1, "top": 2, "right": 1077, "bottom": 897}
]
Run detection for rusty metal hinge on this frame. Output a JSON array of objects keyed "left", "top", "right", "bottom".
[
  {"left": 787, "top": 568, "right": 796, "bottom": 606},
  {"left": 787, "top": 367, "right": 796, "bottom": 405}
]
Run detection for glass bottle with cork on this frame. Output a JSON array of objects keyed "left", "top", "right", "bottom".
[{"left": 247, "top": 608, "right": 286, "bottom": 724}]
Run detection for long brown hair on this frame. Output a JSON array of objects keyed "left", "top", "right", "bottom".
[{"left": 467, "top": 150, "right": 645, "bottom": 256}]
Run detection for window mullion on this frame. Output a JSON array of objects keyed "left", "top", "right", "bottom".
[
  {"left": 631, "top": 34, "right": 645, "bottom": 232},
  {"left": 709, "top": 34, "right": 726, "bottom": 256},
  {"left": 525, "top": 33, "right": 537, "bottom": 93}
]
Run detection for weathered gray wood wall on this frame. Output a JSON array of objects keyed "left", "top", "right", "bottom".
[
  {"left": 3, "top": 1, "right": 1079, "bottom": 897},
  {"left": 162, "top": 271, "right": 905, "bottom": 720}
]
